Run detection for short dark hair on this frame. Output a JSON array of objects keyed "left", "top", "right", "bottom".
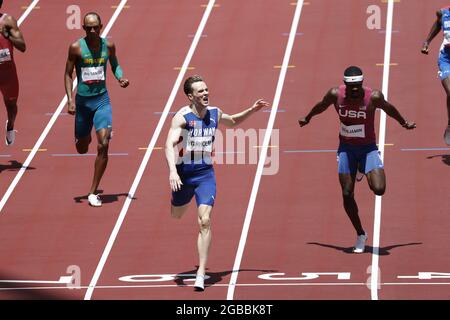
[
  {"left": 84, "top": 12, "right": 102, "bottom": 25},
  {"left": 0, "top": 1, "right": 3, "bottom": 8},
  {"left": 183, "top": 75, "right": 204, "bottom": 95},
  {"left": 344, "top": 66, "right": 363, "bottom": 77}
]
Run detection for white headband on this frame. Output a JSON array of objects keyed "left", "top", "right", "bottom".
[{"left": 343, "top": 75, "right": 364, "bottom": 83}]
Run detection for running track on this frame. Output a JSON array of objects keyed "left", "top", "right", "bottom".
[{"left": 0, "top": 0, "right": 448, "bottom": 300}]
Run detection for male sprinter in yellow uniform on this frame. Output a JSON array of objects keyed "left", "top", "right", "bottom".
[{"left": 64, "top": 12, "right": 129, "bottom": 207}]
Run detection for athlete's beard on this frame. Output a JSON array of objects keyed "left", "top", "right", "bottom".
[{"left": 346, "top": 85, "right": 364, "bottom": 100}]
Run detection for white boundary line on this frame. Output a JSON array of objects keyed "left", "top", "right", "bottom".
[
  {"left": 3, "top": 281, "right": 450, "bottom": 292},
  {"left": 17, "top": 0, "right": 40, "bottom": 26},
  {"left": 226, "top": 0, "right": 304, "bottom": 300},
  {"left": 83, "top": 0, "right": 217, "bottom": 300},
  {"left": 370, "top": 0, "right": 394, "bottom": 300},
  {"left": 0, "top": 1, "right": 128, "bottom": 214}
]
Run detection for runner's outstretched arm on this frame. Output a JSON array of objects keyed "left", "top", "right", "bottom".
[
  {"left": 299, "top": 87, "right": 338, "bottom": 126},
  {"left": 372, "top": 90, "right": 416, "bottom": 129},
  {"left": 422, "top": 10, "right": 442, "bottom": 54},
  {"left": 219, "top": 99, "right": 270, "bottom": 127}
]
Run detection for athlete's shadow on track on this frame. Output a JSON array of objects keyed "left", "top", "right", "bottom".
[
  {"left": 307, "top": 242, "right": 422, "bottom": 255},
  {"left": 174, "top": 267, "right": 277, "bottom": 288},
  {"left": 0, "top": 271, "right": 63, "bottom": 299},
  {"left": 426, "top": 154, "right": 450, "bottom": 166},
  {"left": 73, "top": 190, "right": 135, "bottom": 204},
  {"left": 0, "top": 160, "right": 35, "bottom": 173}
]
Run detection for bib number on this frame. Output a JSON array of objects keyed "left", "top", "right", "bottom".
[
  {"left": 340, "top": 123, "right": 365, "bottom": 138},
  {"left": 81, "top": 66, "right": 105, "bottom": 83},
  {"left": 0, "top": 48, "right": 11, "bottom": 63},
  {"left": 186, "top": 136, "right": 213, "bottom": 152}
]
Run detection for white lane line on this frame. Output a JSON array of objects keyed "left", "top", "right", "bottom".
[
  {"left": 50, "top": 153, "right": 129, "bottom": 157},
  {"left": 17, "top": 0, "right": 39, "bottom": 26},
  {"left": 3, "top": 281, "right": 450, "bottom": 292},
  {"left": 0, "top": 1, "right": 128, "bottom": 214},
  {"left": 371, "top": 0, "right": 394, "bottom": 301},
  {"left": 0, "top": 276, "right": 72, "bottom": 284},
  {"left": 226, "top": 0, "right": 305, "bottom": 301},
  {"left": 83, "top": 0, "right": 217, "bottom": 300}
]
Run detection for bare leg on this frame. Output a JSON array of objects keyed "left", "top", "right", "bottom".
[
  {"left": 366, "top": 168, "right": 386, "bottom": 196},
  {"left": 197, "top": 204, "right": 213, "bottom": 276},
  {"left": 4, "top": 98, "right": 18, "bottom": 130},
  {"left": 75, "top": 135, "right": 91, "bottom": 154},
  {"left": 171, "top": 204, "right": 189, "bottom": 219},
  {"left": 339, "top": 173, "right": 365, "bottom": 236},
  {"left": 441, "top": 77, "right": 450, "bottom": 126},
  {"left": 88, "top": 128, "right": 111, "bottom": 195}
]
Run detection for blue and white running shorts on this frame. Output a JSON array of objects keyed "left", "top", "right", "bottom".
[
  {"left": 438, "top": 46, "right": 450, "bottom": 81},
  {"left": 337, "top": 143, "right": 384, "bottom": 175},
  {"left": 171, "top": 168, "right": 216, "bottom": 207}
]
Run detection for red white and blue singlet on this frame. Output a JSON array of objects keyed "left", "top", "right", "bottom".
[
  {"left": 334, "top": 85, "right": 383, "bottom": 175},
  {"left": 438, "top": 6, "right": 450, "bottom": 80},
  {"left": 334, "top": 85, "right": 375, "bottom": 145},
  {"left": 171, "top": 106, "right": 219, "bottom": 207}
]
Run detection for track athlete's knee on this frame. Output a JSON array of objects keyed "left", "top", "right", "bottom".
[
  {"left": 370, "top": 183, "right": 386, "bottom": 196},
  {"left": 198, "top": 215, "right": 211, "bottom": 231},
  {"left": 76, "top": 142, "right": 89, "bottom": 154},
  {"left": 76, "top": 135, "right": 92, "bottom": 154},
  {"left": 171, "top": 207, "right": 183, "bottom": 219},
  {"left": 342, "top": 187, "right": 354, "bottom": 200},
  {"left": 97, "top": 139, "right": 109, "bottom": 157}
]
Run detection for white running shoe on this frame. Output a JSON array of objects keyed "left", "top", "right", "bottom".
[
  {"left": 353, "top": 232, "right": 368, "bottom": 253},
  {"left": 5, "top": 121, "right": 15, "bottom": 145},
  {"left": 194, "top": 274, "right": 205, "bottom": 291},
  {"left": 444, "top": 126, "right": 450, "bottom": 146},
  {"left": 88, "top": 194, "right": 102, "bottom": 207}
]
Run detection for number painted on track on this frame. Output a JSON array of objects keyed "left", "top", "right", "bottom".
[
  {"left": 398, "top": 272, "right": 450, "bottom": 280},
  {"left": 258, "top": 272, "right": 351, "bottom": 281},
  {"left": 118, "top": 274, "right": 211, "bottom": 282}
]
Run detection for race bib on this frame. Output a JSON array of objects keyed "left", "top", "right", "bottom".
[
  {"left": 340, "top": 123, "right": 365, "bottom": 138},
  {"left": 81, "top": 66, "right": 105, "bottom": 82},
  {"left": 186, "top": 136, "right": 213, "bottom": 152},
  {"left": 0, "top": 48, "right": 11, "bottom": 63}
]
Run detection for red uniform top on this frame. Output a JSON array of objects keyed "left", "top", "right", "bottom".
[
  {"left": 334, "top": 85, "right": 376, "bottom": 145},
  {"left": 0, "top": 13, "right": 15, "bottom": 68},
  {"left": 0, "top": 13, "right": 19, "bottom": 100}
]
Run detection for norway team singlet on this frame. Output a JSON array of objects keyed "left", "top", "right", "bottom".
[
  {"left": 334, "top": 85, "right": 376, "bottom": 145},
  {"left": 440, "top": 7, "right": 450, "bottom": 51},
  {"left": 176, "top": 106, "right": 219, "bottom": 175}
]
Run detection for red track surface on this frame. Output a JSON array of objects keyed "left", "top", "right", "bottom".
[{"left": 0, "top": 0, "right": 448, "bottom": 301}]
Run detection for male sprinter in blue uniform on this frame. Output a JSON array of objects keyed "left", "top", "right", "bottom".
[
  {"left": 422, "top": 6, "right": 450, "bottom": 144},
  {"left": 299, "top": 66, "right": 415, "bottom": 253},
  {"left": 165, "top": 75, "right": 269, "bottom": 290},
  {"left": 64, "top": 12, "right": 129, "bottom": 207}
]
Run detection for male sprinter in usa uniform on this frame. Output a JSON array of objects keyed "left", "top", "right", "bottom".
[
  {"left": 422, "top": 6, "right": 450, "bottom": 145},
  {"left": 65, "top": 12, "right": 129, "bottom": 207},
  {"left": 0, "top": 0, "right": 26, "bottom": 145},
  {"left": 299, "top": 66, "right": 416, "bottom": 253},
  {"left": 165, "top": 75, "right": 269, "bottom": 290}
]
